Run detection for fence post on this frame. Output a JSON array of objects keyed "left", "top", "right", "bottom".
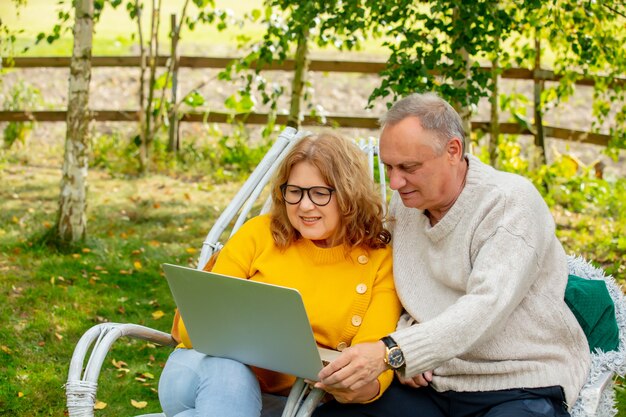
[{"left": 168, "top": 13, "right": 180, "bottom": 153}]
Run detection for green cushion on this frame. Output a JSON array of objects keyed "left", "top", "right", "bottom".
[{"left": 565, "top": 274, "right": 620, "bottom": 352}]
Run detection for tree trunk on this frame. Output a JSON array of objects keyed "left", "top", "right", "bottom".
[
  {"left": 136, "top": 0, "right": 148, "bottom": 172},
  {"left": 56, "top": 0, "right": 94, "bottom": 244},
  {"left": 489, "top": 32, "right": 500, "bottom": 167},
  {"left": 533, "top": 33, "right": 547, "bottom": 166},
  {"left": 168, "top": 13, "right": 180, "bottom": 153},
  {"left": 287, "top": 27, "right": 310, "bottom": 128},
  {"left": 452, "top": 7, "right": 472, "bottom": 153}
]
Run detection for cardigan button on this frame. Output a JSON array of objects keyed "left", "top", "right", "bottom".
[
  {"left": 357, "top": 255, "right": 369, "bottom": 265},
  {"left": 351, "top": 315, "right": 363, "bottom": 326},
  {"left": 337, "top": 342, "right": 348, "bottom": 351},
  {"left": 356, "top": 283, "right": 367, "bottom": 294}
]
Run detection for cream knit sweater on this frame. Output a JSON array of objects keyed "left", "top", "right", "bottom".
[{"left": 388, "top": 155, "right": 590, "bottom": 408}]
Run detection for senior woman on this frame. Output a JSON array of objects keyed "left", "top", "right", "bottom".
[{"left": 158, "top": 132, "right": 402, "bottom": 417}]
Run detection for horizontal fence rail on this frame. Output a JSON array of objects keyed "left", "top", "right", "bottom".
[
  {"left": 1, "top": 55, "right": 621, "bottom": 146},
  {"left": 6, "top": 56, "right": 626, "bottom": 87},
  {"left": 0, "top": 110, "right": 611, "bottom": 147}
]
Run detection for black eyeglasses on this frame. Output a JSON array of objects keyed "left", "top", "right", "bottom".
[{"left": 280, "top": 184, "right": 335, "bottom": 206}]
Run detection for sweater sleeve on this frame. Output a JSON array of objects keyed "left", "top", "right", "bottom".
[
  {"left": 351, "top": 247, "right": 403, "bottom": 401},
  {"left": 212, "top": 215, "right": 270, "bottom": 278}
]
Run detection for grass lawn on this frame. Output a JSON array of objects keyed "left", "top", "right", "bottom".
[
  {"left": 0, "top": 151, "right": 241, "bottom": 415},
  {"left": 0, "top": 131, "right": 625, "bottom": 415}
]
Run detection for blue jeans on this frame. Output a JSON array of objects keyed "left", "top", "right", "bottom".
[{"left": 159, "top": 348, "right": 287, "bottom": 417}]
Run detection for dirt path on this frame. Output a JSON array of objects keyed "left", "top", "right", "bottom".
[{"left": 1, "top": 66, "right": 624, "bottom": 178}]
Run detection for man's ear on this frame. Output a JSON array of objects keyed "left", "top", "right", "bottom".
[{"left": 446, "top": 137, "right": 464, "bottom": 163}]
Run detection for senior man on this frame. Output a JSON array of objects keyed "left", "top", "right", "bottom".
[{"left": 313, "top": 92, "right": 590, "bottom": 417}]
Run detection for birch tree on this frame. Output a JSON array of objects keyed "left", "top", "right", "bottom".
[{"left": 55, "top": 0, "right": 94, "bottom": 244}]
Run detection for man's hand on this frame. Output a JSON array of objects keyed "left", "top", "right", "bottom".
[
  {"left": 315, "top": 379, "right": 381, "bottom": 404},
  {"left": 397, "top": 370, "right": 432, "bottom": 388},
  {"left": 314, "top": 341, "right": 387, "bottom": 393}
]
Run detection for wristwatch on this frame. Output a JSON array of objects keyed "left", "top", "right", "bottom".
[{"left": 381, "top": 336, "right": 405, "bottom": 369}]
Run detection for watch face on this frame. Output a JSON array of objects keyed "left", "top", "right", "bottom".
[{"left": 388, "top": 347, "right": 405, "bottom": 368}]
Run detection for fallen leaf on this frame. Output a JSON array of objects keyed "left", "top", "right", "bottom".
[
  {"left": 131, "top": 399, "right": 148, "bottom": 409},
  {"left": 82, "top": 248, "right": 91, "bottom": 253},
  {"left": 112, "top": 359, "right": 128, "bottom": 369},
  {"left": 151, "top": 310, "right": 165, "bottom": 320},
  {"left": 148, "top": 240, "right": 160, "bottom": 247},
  {"left": 185, "top": 247, "right": 197, "bottom": 254},
  {"left": 183, "top": 192, "right": 192, "bottom": 201},
  {"left": 43, "top": 221, "right": 52, "bottom": 229},
  {"left": 94, "top": 400, "right": 107, "bottom": 410},
  {"left": 54, "top": 333, "right": 63, "bottom": 341},
  {"left": 72, "top": 253, "right": 81, "bottom": 259},
  {"left": 142, "top": 372, "right": 154, "bottom": 379},
  {"left": 153, "top": 202, "right": 161, "bottom": 209},
  {"left": 133, "top": 261, "right": 143, "bottom": 270},
  {"left": 17, "top": 392, "right": 24, "bottom": 398},
  {"left": 1, "top": 345, "right": 11, "bottom": 354}
]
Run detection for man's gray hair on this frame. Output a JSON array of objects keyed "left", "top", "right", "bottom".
[{"left": 379, "top": 92, "right": 465, "bottom": 153}]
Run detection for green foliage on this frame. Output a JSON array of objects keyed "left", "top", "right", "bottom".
[
  {"left": 2, "top": 80, "right": 42, "bottom": 149},
  {"left": 478, "top": 136, "right": 626, "bottom": 279},
  {"left": 513, "top": 1, "right": 626, "bottom": 151},
  {"left": 90, "top": 124, "right": 271, "bottom": 182}
]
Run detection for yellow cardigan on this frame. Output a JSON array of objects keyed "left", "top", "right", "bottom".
[{"left": 174, "top": 214, "right": 402, "bottom": 400}]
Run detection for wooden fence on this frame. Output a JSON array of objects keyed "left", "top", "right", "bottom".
[{"left": 0, "top": 55, "right": 620, "bottom": 147}]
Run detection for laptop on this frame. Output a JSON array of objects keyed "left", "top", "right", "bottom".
[{"left": 162, "top": 263, "right": 341, "bottom": 380}]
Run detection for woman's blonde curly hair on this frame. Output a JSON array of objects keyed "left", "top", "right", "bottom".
[{"left": 269, "top": 132, "right": 390, "bottom": 250}]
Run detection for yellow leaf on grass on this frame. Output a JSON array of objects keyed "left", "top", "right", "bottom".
[
  {"left": 131, "top": 399, "right": 148, "bottom": 409},
  {"left": 134, "top": 261, "right": 143, "bottom": 270},
  {"left": 18, "top": 391, "right": 24, "bottom": 398},
  {"left": 185, "top": 247, "right": 197, "bottom": 254},
  {"left": 1, "top": 345, "right": 11, "bottom": 354},
  {"left": 112, "top": 359, "right": 128, "bottom": 369},
  {"left": 94, "top": 400, "right": 107, "bottom": 410},
  {"left": 151, "top": 310, "right": 165, "bottom": 320}
]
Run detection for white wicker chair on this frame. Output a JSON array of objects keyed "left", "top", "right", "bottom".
[{"left": 65, "top": 126, "right": 625, "bottom": 417}]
